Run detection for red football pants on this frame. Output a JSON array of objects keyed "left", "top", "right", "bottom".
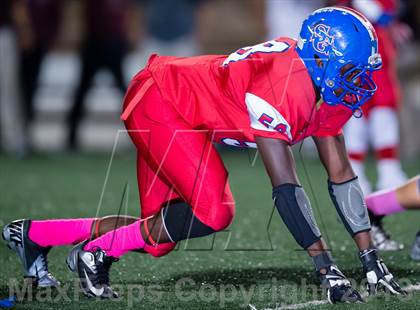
[{"left": 122, "top": 72, "right": 235, "bottom": 233}]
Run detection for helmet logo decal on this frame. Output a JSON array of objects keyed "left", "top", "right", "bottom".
[{"left": 310, "top": 24, "right": 335, "bottom": 56}]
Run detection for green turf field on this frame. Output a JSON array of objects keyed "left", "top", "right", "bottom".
[{"left": 0, "top": 149, "right": 419, "bottom": 309}]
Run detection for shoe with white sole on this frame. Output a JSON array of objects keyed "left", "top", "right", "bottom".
[
  {"left": 66, "top": 241, "right": 118, "bottom": 298},
  {"left": 370, "top": 223, "right": 404, "bottom": 251},
  {"left": 2, "top": 219, "right": 60, "bottom": 287}
]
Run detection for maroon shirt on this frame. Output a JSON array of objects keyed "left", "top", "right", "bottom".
[
  {"left": 85, "top": 0, "right": 132, "bottom": 40},
  {"left": 0, "top": 0, "right": 12, "bottom": 28},
  {"left": 27, "top": 0, "right": 61, "bottom": 46}
]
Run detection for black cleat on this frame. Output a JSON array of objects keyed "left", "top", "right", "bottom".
[
  {"left": 2, "top": 219, "right": 60, "bottom": 287},
  {"left": 318, "top": 265, "right": 364, "bottom": 304},
  {"left": 66, "top": 242, "right": 118, "bottom": 298},
  {"left": 360, "top": 248, "right": 407, "bottom": 296}
]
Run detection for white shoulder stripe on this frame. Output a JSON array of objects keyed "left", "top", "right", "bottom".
[{"left": 245, "top": 93, "right": 292, "bottom": 141}]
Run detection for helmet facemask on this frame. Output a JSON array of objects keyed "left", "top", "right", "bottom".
[{"left": 322, "top": 61, "right": 380, "bottom": 116}]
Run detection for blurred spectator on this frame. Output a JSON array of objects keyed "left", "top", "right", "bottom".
[
  {"left": 67, "top": 0, "right": 134, "bottom": 150},
  {"left": 400, "top": 0, "right": 420, "bottom": 40},
  {"left": 18, "top": 0, "right": 62, "bottom": 150},
  {"left": 265, "top": 0, "right": 324, "bottom": 39},
  {"left": 138, "top": 0, "right": 204, "bottom": 56},
  {"left": 0, "top": 0, "right": 26, "bottom": 156}
]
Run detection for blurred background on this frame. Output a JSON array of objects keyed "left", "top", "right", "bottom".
[{"left": 0, "top": 0, "right": 419, "bottom": 159}]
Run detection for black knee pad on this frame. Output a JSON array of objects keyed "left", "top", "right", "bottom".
[{"left": 162, "top": 201, "right": 215, "bottom": 242}]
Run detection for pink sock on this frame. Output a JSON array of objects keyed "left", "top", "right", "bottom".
[
  {"left": 365, "top": 189, "right": 405, "bottom": 216},
  {"left": 84, "top": 220, "right": 145, "bottom": 258},
  {"left": 29, "top": 218, "right": 95, "bottom": 247}
]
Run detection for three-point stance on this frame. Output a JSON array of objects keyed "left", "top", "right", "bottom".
[{"left": 3, "top": 7, "right": 406, "bottom": 303}]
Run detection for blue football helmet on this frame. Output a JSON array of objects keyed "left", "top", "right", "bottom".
[{"left": 296, "top": 7, "right": 382, "bottom": 114}]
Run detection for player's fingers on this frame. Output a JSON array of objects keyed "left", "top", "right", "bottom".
[{"left": 378, "top": 279, "right": 407, "bottom": 295}]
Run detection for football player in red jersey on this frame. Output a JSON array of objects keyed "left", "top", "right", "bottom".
[
  {"left": 332, "top": 0, "right": 412, "bottom": 250},
  {"left": 3, "top": 7, "right": 406, "bottom": 303}
]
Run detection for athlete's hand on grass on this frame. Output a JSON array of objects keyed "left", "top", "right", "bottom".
[{"left": 365, "top": 259, "right": 407, "bottom": 296}]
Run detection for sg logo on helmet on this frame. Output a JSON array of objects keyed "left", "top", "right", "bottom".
[{"left": 310, "top": 24, "right": 335, "bottom": 56}]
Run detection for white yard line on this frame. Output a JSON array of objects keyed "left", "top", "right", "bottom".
[{"left": 249, "top": 284, "right": 420, "bottom": 310}]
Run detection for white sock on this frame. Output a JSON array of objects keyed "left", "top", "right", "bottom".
[
  {"left": 377, "top": 159, "right": 407, "bottom": 190},
  {"left": 369, "top": 107, "right": 399, "bottom": 150}
]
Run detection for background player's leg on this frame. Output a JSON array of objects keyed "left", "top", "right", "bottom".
[
  {"left": 396, "top": 175, "right": 420, "bottom": 209},
  {"left": 366, "top": 158, "right": 410, "bottom": 251},
  {"left": 368, "top": 39, "right": 406, "bottom": 191},
  {"left": 343, "top": 115, "right": 371, "bottom": 194},
  {"left": 19, "top": 46, "right": 45, "bottom": 130},
  {"left": 366, "top": 176, "right": 420, "bottom": 256},
  {"left": 367, "top": 175, "right": 420, "bottom": 216},
  {"left": 363, "top": 32, "right": 407, "bottom": 250},
  {"left": 369, "top": 106, "right": 407, "bottom": 190},
  {"left": 104, "top": 38, "right": 127, "bottom": 94},
  {"left": 67, "top": 40, "right": 100, "bottom": 150}
]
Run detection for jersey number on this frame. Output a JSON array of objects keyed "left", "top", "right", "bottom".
[
  {"left": 258, "top": 113, "right": 287, "bottom": 134},
  {"left": 223, "top": 40, "right": 290, "bottom": 66}
]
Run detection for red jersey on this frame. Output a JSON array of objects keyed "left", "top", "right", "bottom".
[{"left": 127, "top": 38, "right": 352, "bottom": 147}]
